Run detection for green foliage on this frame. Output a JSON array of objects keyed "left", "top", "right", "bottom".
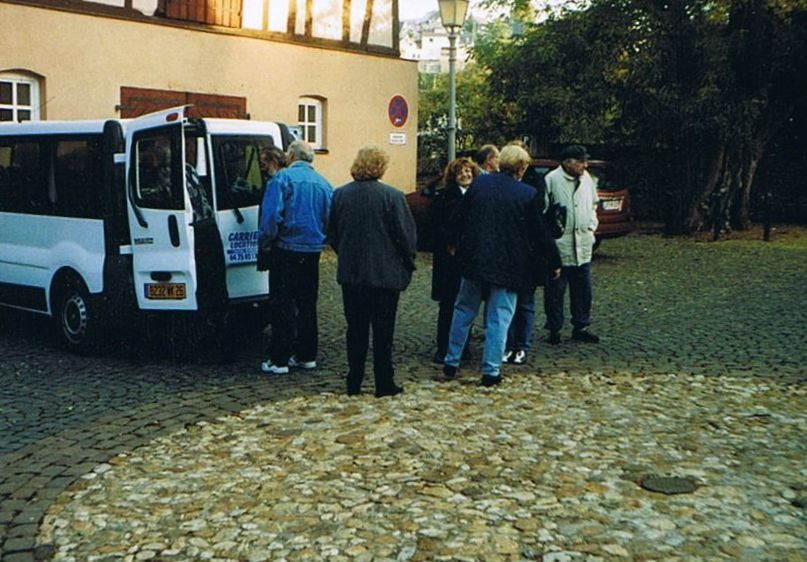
[
  {"left": 417, "top": 61, "right": 519, "bottom": 176},
  {"left": 449, "top": 0, "right": 807, "bottom": 231}
]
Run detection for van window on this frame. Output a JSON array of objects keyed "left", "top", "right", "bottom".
[
  {"left": 134, "top": 134, "right": 183, "bottom": 210},
  {"left": 53, "top": 138, "right": 102, "bottom": 218},
  {"left": 212, "top": 135, "right": 276, "bottom": 210},
  {"left": 0, "top": 140, "right": 47, "bottom": 213}
]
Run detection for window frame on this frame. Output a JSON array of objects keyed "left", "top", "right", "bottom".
[
  {"left": 297, "top": 96, "right": 326, "bottom": 151},
  {"left": 0, "top": 73, "right": 41, "bottom": 123}
]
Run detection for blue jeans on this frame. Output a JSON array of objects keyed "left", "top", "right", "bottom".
[
  {"left": 507, "top": 289, "right": 536, "bottom": 351},
  {"left": 445, "top": 278, "right": 517, "bottom": 378},
  {"left": 544, "top": 262, "right": 593, "bottom": 333}
]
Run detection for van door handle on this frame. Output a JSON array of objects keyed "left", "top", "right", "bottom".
[{"left": 168, "top": 215, "right": 180, "bottom": 247}]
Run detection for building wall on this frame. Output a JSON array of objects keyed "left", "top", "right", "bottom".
[{"left": 0, "top": 2, "right": 418, "bottom": 190}]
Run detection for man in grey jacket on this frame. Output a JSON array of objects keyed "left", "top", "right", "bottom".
[
  {"left": 328, "top": 145, "right": 417, "bottom": 397},
  {"left": 544, "top": 145, "right": 600, "bottom": 344}
]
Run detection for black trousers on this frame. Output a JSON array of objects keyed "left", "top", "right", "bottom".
[
  {"left": 341, "top": 284, "right": 400, "bottom": 393},
  {"left": 268, "top": 248, "right": 320, "bottom": 365},
  {"left": 436, "top": 298, "right": 455, "bottom": 355}
]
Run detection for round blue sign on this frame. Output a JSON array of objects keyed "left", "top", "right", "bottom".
[{"left": 388, "top": 95, "right": 409, "bottom": 128}]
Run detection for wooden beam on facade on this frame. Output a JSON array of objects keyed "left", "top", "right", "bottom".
[
  {"left": 304, "top": 0, "right": 312, "bottom": 36},
  {"left": 391, "top": 0, "right": 398, "bottom": 54},
  {"left": 360, "top": 0, "right": 374, "bottom": 47},
  {"left": 342, "top": 0, "right": 351, "bottom": 42},
  {"left": 286, "top": 0, "right": 296, "bottom": 34}
]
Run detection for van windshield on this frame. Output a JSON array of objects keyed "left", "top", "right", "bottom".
[{"left": 212, "top": 135, "right": 276, "bottom": 210}]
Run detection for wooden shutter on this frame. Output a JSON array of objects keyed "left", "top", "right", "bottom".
[
  {"left": 120, "top": 87, "right": 247, "bottom": 119},
  {"left": 164, "top": 0, "right": 242, "bottom": 27}
]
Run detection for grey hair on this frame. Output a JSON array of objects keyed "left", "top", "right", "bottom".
[{"left": 287, "top": 140, "right": 315, "bottom": 163}]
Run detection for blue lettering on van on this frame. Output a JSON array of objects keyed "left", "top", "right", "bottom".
[{"left": 226, "top": 230, "right": 259, "bottom": 263}]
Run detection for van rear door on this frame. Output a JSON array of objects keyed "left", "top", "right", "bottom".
[
  {"left": 207, "top": 122, "right": 285, "bottom": 300},
  {"left": 125, "top": 107, "right": 199, "bottom": 311}
]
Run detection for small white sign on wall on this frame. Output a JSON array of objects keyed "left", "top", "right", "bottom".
[{"left": 389, "top": 132, "right": 407, "bottom": 145}]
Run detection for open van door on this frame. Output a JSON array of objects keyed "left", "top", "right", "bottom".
[{"left": 125, "top": 107, "right": 199, "bottom": 311}]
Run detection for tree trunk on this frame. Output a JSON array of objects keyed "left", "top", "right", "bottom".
[
  {"left": 678, "top": 144, "right": 725, "bottom": 234},
  {"left": 677, "top": 132, "right": 770, "bottom": 236},
  {"left": 729, "top": 144, "right": 761, "bottom": 230}
]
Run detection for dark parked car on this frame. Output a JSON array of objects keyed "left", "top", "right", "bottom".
[
  {"left": 586, "top": 160, "right": 632, "bottom": 242},
  {"left": 405, "top": 178, "right": 440, "bottom": 251}
]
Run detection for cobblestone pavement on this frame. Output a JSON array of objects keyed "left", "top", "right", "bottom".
[{"left": 1, "top": 228, "right": 806, "bottom": 561}]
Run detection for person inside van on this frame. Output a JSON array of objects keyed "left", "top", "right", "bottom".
[{"left": 137, "top": 140, "right": 177, "bottom": 209}]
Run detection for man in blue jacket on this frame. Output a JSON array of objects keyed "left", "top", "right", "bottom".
[
  {"left": 258, "top": 140, "right": 333, "bottom": 375},
  {"left": 442, "top": 145, "right": 561, "bottom": 387}
]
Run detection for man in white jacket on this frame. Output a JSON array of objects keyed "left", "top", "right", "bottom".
[{"left": 543, "top": 145, "right": 600, "bottom": 344}]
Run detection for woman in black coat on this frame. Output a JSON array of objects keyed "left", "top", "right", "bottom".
[
  {"left": 428, "top": 157, "right": 480, "bottom": 363},
  {"left": 328, "top": 145, "right": 417, "bottom": 397}
]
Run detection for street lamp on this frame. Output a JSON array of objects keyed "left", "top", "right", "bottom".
[{"left": 438, "top": 0, "right": 469, "bottom": 162}]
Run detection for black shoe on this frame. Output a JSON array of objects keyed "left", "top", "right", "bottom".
[
  {"left": 479, "top": 374, "right": 501, "bottom": 387},
  {"left": 572, "top": 329, "right": 600, "bottom": 343},
  {"left": 547, "top": 331, "right": 561, "bottom": 345},
  {"left": 375, "top": 384, "right": 404, "bottom": 398},
  {"left": 442, "top": 364, "right": 458, "bottom": 380},
  {"left": 432, "top": 351, "right": 446, "bottom": 364},
  {"left": 346, "top": 376, "right": 362, "bottom": 396}
]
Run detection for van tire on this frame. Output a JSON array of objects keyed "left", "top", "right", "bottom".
[{"left": 53, "top": 277, "right": 100, "bottom": 352}]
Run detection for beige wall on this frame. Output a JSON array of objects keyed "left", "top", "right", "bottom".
[{"left": 0, "top": 3, "right": 418, "bottom": 190}]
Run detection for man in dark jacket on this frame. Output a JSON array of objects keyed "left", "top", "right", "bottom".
[
  {"left": 442, "top": 145, "right": 561, "bottom": 387},
  {"left": 328, "top": 145, "right": 417, "bottom": 397}
]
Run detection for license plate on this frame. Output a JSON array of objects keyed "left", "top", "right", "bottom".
[
  {"left": 145, "top": 283, "right": 187, "bottom": 300},
  {"left": 603, "top": 199, "right": 623, "bottom": 211}
]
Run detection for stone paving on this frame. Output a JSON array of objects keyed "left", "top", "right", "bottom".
[{"left": 1, "top": 227, "right": 806, "bottom": 562}]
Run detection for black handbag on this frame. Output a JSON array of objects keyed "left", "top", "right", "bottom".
[
  {"left": 256, "top": 235, "right": 272, "bottom": 272},
  {"left": 548, "top": 202, "right": 566, "bottom": 239}
]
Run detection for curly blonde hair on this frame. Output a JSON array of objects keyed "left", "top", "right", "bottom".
[{"left": 350, "top": 145, "right": 390, "bottom": 181}]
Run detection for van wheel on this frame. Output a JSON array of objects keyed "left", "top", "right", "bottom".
[{"left": 54, "top": 278, "right": 98, "bottom": 352}]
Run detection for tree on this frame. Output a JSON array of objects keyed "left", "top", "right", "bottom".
[
  {"left": 467, "top": 0, "right": 807, "bottom": 233},
  {"left": 417, "top": 60, "right": 518, "bottom": 177}
]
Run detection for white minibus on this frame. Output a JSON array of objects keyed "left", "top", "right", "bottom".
[{"left": 0, "top": 106, "right": 293, "bottom": 351}]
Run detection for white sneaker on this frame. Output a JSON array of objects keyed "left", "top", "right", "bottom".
[
  {"left": 512, "top": 350, "right": 528, "bottom": 365},
  {"left": 260, "top": 360, "right": 289, "bottom": 375},
  {"left": 502, "top": 350, "right": 514, "bottom": 363},
  {"left": 288, "top": 356, "right": 317, "bottom": 370}
]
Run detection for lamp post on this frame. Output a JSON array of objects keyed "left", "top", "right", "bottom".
[{"left": 438, "top": 0, "right": 469, "bottom": 163}]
